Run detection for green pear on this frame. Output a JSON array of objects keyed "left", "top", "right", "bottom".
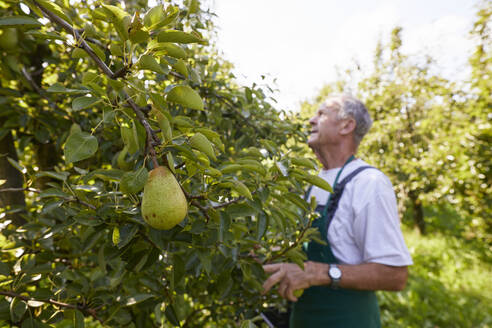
[
  {"left": 293, "top": 289, "right": 304, "bottom": 298},
  {"left": 141, "top": 166, "right": 188, "bottom": 230},
  {"left": 0, "top": 28, "right": 18, "bottom": 51}
]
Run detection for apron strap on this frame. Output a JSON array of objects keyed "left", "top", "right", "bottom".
[{"left": 323, "top": 166, "right": 376, "bottom": 234}]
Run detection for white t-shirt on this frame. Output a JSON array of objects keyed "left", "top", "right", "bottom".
[{"left": 307, "top": 158, "right": 413, "bottom": 266}]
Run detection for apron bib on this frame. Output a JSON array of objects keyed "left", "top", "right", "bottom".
[{"left": 290, "top": 163, "right": 381, "bottom": 328}]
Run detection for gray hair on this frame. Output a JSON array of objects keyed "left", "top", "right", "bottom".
[{"left": 329, "top": 94, "right": 373, "bottom": 145}]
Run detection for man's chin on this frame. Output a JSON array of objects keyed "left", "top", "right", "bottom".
[{"left": 307, "top": 138, "right": 317, "bottom": 149}]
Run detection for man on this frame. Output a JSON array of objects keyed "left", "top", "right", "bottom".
[{"left": 262, "top": 94, "right": 413, "bottom": 327}]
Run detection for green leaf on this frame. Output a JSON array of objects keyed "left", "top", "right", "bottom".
[
  {"left": 72, "top": 96, "right": 102, "bottom": 112},
  {"left": 72, "top": 47, "right": 87, "bottom": 59},
  {"left": 82, "top": 72, "right": 99, "bottom": 84},
  {"left": 164, "top": 304, "right": 180, "bottom": 326},
  {"left": 129, "top": 29, "right": 149, "bottom": 44},
  {"left": 143, "top": 5, "right": 166, "bottom": 30},
  {"left": 10, "top": 298, "right": 27, "bottom": 323},
  {"left": 7, "top": 157, "right": 26, "bottom": 174},
  {"left": 226, "top": 203, "right": 257, "bottom": 218},
  {"left": 64, "top": 131, "right": 98, "bottom": 164},
  {"left": 21, "top": 317, "right": 36, "bottom": 328},
  {"left": 284, "top": 193, "right": 309, "bottom": 211},
  {"left": 156, "top": 111, "right": 172, "bottom": 142},
  {"left": 88, "top": 42, "right": 105, "bottom": 61},
  {"left": 172, "top": 254, "right": 185, "bottom": 288},
  {"left": 47, "top": 82, "right": 88, "bottom": 94},
  {"left": 112, "top": 227, "right": 120, "bottom": 246},
  {"left": 150, "top": 92, "right": 168, "bottom": 111},
  {"left": 39, "top": 188, "right": 70, "bottom": 199},
  {"left": 84, "top": 169, "right": 124, "bottom": 182},
  {"left": 166, "top": 85, "right": 204, "bottom": 110},
  {"left": 303, "top": 174, "right": 333, "bottom": 192},
  {"left": 256, "top": 211, "right": 268, "bottom": 239},
  {"left": 138, "top": 54, "right": 167, "bottom": 74},
  {"left": 100, "top": 4, "right": 131, "bottom": 40},
  {"left": 157, "top": 30, "right": 204, "bottom": 44},
  {"left": 0, "top": 262, "right": 10, "bottom": 276},
  {"left": 25, "top": 30, "right": 63, "bottom": 40},
  {"left": 73, "top": 309, "right": 85, "bottom": 328},
  {"left": 37, "top": 0, "right": 72, "bottom": 24},
  {"left": 189, "top": 132, "right": 216, "bottom": 160},
  {"left": 172, "top": 59, "right": 188, "bottom": 77},
  {"left": 150, "top": 42, "right": 187, "bottom": 59},
  {"left": 240, "top": 320, "right": 256, "bottom": 328},
  {"left": 120, "top": 166, "right": 148, "bottom": 194},
  {"left": 116, "top": 224, "right": 139, "bottom": 249},
  {"left": 125, "top": 294, "right": 154, "bottom": 306},
  {"left": 220, "top": 163, "right": 242, "bottom": 174},
  {"left": 231, "top": 180, "right": 252, "bottom": 200},
  {"left": 0, "top": 16, "right": 41, "bottom": 28},
  {"left": 291, "top": 157, "right": 317, "bottom": 170},
  {"left": 74, "top": 210, "right": 102, "bottom": 226}
]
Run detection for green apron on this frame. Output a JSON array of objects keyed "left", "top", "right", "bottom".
[{"left": 290, "top": 160, "right": 381, "bottom": 328}]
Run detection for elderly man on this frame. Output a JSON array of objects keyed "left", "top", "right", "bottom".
[{"left": 262, "top": 94, "right": 413, "bottom": 327}]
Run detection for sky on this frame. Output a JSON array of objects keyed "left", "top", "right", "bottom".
[{"left": 210, "top": 0, "right": 480, "bottom": 112}]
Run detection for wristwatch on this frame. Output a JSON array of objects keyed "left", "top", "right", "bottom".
[{"left": 328, "top": 264, "right": 342, "bottom": 289}]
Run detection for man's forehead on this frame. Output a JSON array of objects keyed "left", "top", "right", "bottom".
[{"left": 319, "top": 97, "right": 342, "bottom": 111}]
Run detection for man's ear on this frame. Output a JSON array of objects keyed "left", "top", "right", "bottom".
[{"left": 340, "top": 118, "right": 356, "bottom": 136}]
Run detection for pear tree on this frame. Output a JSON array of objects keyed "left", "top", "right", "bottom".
[{"left": 0, "top": 0, "right": 324, "bottom": 326}]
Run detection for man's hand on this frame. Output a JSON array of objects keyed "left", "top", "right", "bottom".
[
  {"left": 262, "top": 262, "right": 318, "bottom": 302},
  {"left": 262, "top": 261, "right": 409, "bottom": 301}
]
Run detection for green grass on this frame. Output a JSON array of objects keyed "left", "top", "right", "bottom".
[{"left": 379, "top": 227, "right": 492, "bottom": 328}]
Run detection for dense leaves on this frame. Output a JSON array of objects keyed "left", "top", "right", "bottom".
[{"left": 0, "top": 0, "right": 321, "bottom": 326}]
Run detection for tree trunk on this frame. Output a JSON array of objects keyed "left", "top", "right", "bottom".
[
  {"left": 0, "top": 119, "right": 26, "bottom": 227},
  {"left": 409, "top": 191, "right": 426, "bottom": 235}
]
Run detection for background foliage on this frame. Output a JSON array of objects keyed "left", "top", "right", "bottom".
[{"left": 0, "top": 0, "right": 490, "bottom": 327}]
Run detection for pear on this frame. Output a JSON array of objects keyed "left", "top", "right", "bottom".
[
  {"left": 141, "top": 166, "right": 188, "bottom": 230},
  {"left": 293, "top": 289, "right": 304, "bottom": 298},
  {"left": 0, "top": 28, "right": 18, "bottom": 51}
]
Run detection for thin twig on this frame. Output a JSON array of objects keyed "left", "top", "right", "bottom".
[
  {"left": 181, "top": 189, "right": 206, "bottom": 200},
  {"left": 191, "top": 200, "right": 211, "bottom": 223},
  {"left": 263, "top": 223, "right": 311, "bottom": 264},
  {"left": 211, "top": 196, "right": 244, "bottom": 209}
]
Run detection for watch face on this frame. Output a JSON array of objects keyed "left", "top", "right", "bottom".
[{"left": 329, "top": 267, "right": 342, "bottom": 279}]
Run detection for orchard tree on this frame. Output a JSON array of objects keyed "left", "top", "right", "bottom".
[{"left": 0, "top": 0, "right": 329, "bottom": 327}]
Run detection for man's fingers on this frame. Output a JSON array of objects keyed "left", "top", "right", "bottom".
[
  {"left": 262, "top": 263, "right": 282, "bottom": 274},
  {"left": 262, "top": 270, "right": 285, "bottom": 294},
  {"left": 278, "top": 281, "right": 288, "bottom": 299},
  {"left": 285, "top": 288, "right": 298, "bottom": 302}
]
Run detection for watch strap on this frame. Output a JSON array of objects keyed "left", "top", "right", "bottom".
[{"left": 329, "top": 264, "right": 341, "bottom": 289}]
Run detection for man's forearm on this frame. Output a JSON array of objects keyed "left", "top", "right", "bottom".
[{"left": 307, "top": 261, "right": 408, "bottom": 291}]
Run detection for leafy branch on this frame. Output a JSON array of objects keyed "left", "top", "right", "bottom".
[
  {"left": 32, "top": 0, "right": 160, "bottom": 168},
  {"left": 0, "top": 290, "right": 104, "bottom": 325},
  {"left": 0, "top": 187, "right": 96, "bottom": 210},
  {"left": 262, "top": 220, "right": 313, "bottom": 264}
]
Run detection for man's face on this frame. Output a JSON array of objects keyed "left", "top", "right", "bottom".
[{"left": 307, "top": 98, "right": 344, "bottom": 150}]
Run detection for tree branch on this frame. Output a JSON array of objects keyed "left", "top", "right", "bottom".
[
  {"left": 263, "top": 222, "right": 312, "bottom": 264},
  {"left": 191, "top": 200, "right": 211, "bottom": 222},
  {"left": 0, "top": 290, "right": 104, "bottom": 325},
  {"left": 211, "top": 196, "right": 244, "bottom": 209},
  {"left": 32, "top": 0, "right": 160, "bottom": 167},
  {"left": 0, "top": 187, "right": 96, "bottom": 210}
]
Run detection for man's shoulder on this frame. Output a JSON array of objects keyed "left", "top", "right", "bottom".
[{"left": 346, "top": 160, "right": 393, "bottom": 190}]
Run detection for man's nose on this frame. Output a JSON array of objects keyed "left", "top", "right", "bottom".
[{"left": 309, "top": 115, "right": 317, "bottom": 125}]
